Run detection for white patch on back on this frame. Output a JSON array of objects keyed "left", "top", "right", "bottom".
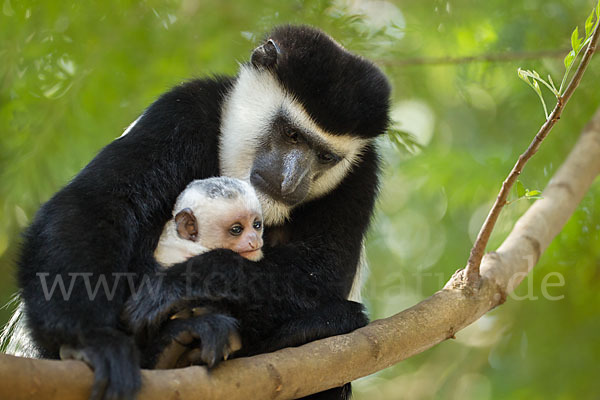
[
  {"left": 348, "top": 242, "right": 369, "bottom": 302},
  {"left": 0, "top": 299, "right": 39, "bottom": 358},
  {"left": 219, "top": 65, "right": 370, "bottom": 225}
]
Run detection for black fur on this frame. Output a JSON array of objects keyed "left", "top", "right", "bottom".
[
  {"left": 266, "top": 25, "right": 390, "bottom": 139},
  {"left": 16, "top": 25, "right": 390, "bottom": 400}
]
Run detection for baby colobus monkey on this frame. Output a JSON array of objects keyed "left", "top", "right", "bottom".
[
  {"left": 154, "top": 177, "right": 264, "bottom": 266},
  {"left": 140, "top": 177, "right": 263, "bottom": 369}
]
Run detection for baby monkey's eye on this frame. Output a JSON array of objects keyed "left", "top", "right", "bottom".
[
  {"left": 229, "top": 224, "right": 243, "bottom": 236},
  {"left": 253, "top": 220, "right": 263, "bottom": 230}
]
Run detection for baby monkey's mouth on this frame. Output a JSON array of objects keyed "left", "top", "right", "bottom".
[{"left": 239, "top": 247, "right": 263, "bottom": 261}]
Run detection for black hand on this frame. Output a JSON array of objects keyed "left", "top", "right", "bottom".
[
  {"left": 60, "top": 328, "right": 141, "bottom": 400},
  {"left": 144, "top": 313, "right": 240, "bottom": 369}
]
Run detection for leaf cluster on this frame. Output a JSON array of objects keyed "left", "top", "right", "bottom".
[{"left": 518, "top": 0, "right": 600, "bottom": 118}]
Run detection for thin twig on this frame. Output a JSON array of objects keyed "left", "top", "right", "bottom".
[
  {"left": 377, "top": 48, "right": 590, "bottom": 67},
  {"left": 464, "top": 20, "right": 600, "bottom": 284}
]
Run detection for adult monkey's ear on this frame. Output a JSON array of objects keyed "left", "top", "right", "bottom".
[
  {"left": 175, "top": 208, "right": 198, "bottom": 241},
  {"left": 251, "top": 39, "right": 281, "bottom": 69}
]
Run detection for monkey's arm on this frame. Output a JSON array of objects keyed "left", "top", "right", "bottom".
[{"left": 18, "top": 190, "right": 142, "bottom": 400}]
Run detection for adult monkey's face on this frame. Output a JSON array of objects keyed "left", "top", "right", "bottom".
[{"left": 250, "top": 112, "right": 362, "bottom": 208}]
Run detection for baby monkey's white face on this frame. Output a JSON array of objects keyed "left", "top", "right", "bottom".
[
  {"left": 216, "top": 207, "right": 264, "bottom": 261},
  {"left": 154, "top": 177, "right": 264, "bottom": 267},
  {"left": 178, "top": 202, "right": 264, "bottom": 261}
]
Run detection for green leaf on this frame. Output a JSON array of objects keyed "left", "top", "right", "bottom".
[
  {"left": 526, "top": 189, "right": 542, "bottom": 197},
  {"left": 571, "top": 26, "right": 582, "bottom": 52},
  {"left": 516, "top": 180, "right": 526, "bottom": 198},
  {"left": 516, "top": 68, "right": 551, "bottom": 118},
  {"left": 532, "top": 80, "right": 541, "bottom": 95},
  {"left": 585, "top": 9, "right": 595, "bottom": 38},
  {"left": 564, "top": 50, "right": 576, "bottom": 69},
  {"left": 597, "top": 0, "right": 600, "bottom": 19}
]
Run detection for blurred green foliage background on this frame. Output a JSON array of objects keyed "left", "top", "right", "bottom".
[{"left": 1, "top": 0, "right": 599, "bottom": 399}]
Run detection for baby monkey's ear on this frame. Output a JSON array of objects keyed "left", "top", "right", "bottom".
[{"left": 175, "top": 208, "right": 199, "bottom": 241}]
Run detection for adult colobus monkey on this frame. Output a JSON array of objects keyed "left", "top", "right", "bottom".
[{"left": 14, "top": 25, "right": 391, "bottom": 400}]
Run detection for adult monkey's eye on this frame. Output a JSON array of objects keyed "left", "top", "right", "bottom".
[
  {"left": 253, "top": 220, "right": 263, "bottom": 230},
  {"left": 229, "top": 224, "right": 243, "bottom": 236},
  {"left": 318, "top": 152, "right": 338, "bottom": 164}
]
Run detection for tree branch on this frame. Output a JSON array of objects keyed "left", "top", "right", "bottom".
[
  {"left": 464, "top": 18, "right": 600, "bottom": 283},
  {"left": 2, "top": 105, "right": 600, "bottom": 400}
]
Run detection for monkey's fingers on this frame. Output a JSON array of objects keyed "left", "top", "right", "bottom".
[
  {"left": 173, "top": 330, "right": 194, "bottom": 345},
  {"left": 224, "top": 330, "right": 242, "bottom": 360},
  {"left": 176, "top": 313, "right": 241, "bottom": 368},
  {"left": 228, "top": 330, "right": 242, "bottom": 352},
  {"left": 169, "top": 309, "right": 193, "bottom": 320},
  {"left": 154, "top": 341, "right": 190, "bottom": 370},
  {"left": 154, "top": 313, "right": 240, "bottom": 369},
  {"left": 177, "top": 332, "right": 245, "bottom": 365},
  {"left": 169, "top": 306, "right": 210, "bottom": 320},
  {"left": 179, "top": 348, "right": 202, "bottom": 367}
]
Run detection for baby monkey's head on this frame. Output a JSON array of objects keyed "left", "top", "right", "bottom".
[{"left": 155, "top": 177, "right": 264, "bottom": 266}]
